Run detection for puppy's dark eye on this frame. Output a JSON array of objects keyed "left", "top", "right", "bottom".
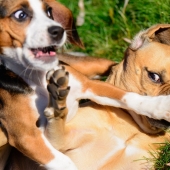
[
  {"left": 148, "top": 72, "right": 161, "bottom": 83},
  {"left": 13, "top": 10, "right": 28, "bottom": 21},
  {"left": 47, "top": 7, "right": 53, "bottom": 19}
]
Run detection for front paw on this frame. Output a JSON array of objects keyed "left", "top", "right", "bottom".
[{"left": 44, "top": 67, "right": 70, "bottom": 120}]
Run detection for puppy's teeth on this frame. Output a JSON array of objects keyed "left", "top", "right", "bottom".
[
  {"left": 43, "top": 48, "right": 48, "bottom": 53},
  {"left": 31, "top": 49, "right": 37, "bottom": 55}
]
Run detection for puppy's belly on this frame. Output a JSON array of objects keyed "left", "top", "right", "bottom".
[{"left": 63, "top": 103, "right": 167, "bottom": 170}]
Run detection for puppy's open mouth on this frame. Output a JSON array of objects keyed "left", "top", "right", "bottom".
[
  {"left": 147, "top": 117, "right": 170, "bottom": 130},
  {"left": 30, "top": 46, "right": 57, "bottom": 58}
]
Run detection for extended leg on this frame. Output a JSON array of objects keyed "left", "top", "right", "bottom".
[
  {"left": 45, "top": 68, "right": 70, "bottom": 150},
  {"left": 64, "top": 65, "right": 170, "bottom": 122},
  {"left": 58, "top": 53, "right": 116, "bottom": 78}
]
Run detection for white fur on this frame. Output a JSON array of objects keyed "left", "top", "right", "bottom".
[
  {"left": 66, "top": 75, "right": 82, "bottom": 121},
  {"left": 42, "top": 134, "right": 77, "bottom": 170},
  {"left": 122, "top": 92, "right": 170, "bottom": 122},
  {"left": 66, "top": 75, "right": 126, "bottom": 122},
  {"left": 66, "top": 75, "right": 127, "bottom": 122},
  {"left": 24, "top": 0, "right": 67, "bottom": 71},
  {"left": 130, "top": 30, "right": 146, "bottom": 50}
]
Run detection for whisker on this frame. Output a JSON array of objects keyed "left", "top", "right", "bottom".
[
  {"left": 29, "top": 67, "right": 35, "bottom": 81},
  {"left": 19, "top": 65, "right": 31, "bottom": 79},
  {"left": 65, "top": 28, "right": 85, "bottom": 32},
  {"left": 36, "top": 70, "right": 43, "bottom": 86}
]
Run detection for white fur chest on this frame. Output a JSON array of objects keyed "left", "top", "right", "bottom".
[{"left": 29, "top": 83, "right": 49, "bottom": 129}]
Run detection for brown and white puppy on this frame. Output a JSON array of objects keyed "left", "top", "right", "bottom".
[
  {"left": 5, "top": 24, "right": 170, "bottom": 170},
  {"left": 0, "top": 0, "right": 83, "bottom": 169}
]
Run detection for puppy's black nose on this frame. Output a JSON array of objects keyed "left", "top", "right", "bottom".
[{"left": 48, "top": 26, "right": 64, "bottom": 41}]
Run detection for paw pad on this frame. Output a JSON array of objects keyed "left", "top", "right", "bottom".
[{"left": 45, "top": 67, "right": 70, "bottom": 119}]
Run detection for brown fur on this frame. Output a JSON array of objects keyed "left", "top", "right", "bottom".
[
  {"left": 0, "top": 0, "right": 83, "bottom": 52},
  {"left": 0, "top": 0, "right": 31, "bottom": 50},
  {"left": 58, "top": 54, "right": 116, "bottom": 78},
  {"left": 64, "top": 65, "right": 126, "bottom": 100},
  {"left": 0, "top": 89, "right": 55, "bottom": 164}
]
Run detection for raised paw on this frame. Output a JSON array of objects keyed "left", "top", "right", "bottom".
[{"left": 44, "top": 67, "right": 70, "bottom": 120}]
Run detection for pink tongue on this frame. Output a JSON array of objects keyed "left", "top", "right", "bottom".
[{"left": 35, "top": 51, "right": 56, "bottom": 58}]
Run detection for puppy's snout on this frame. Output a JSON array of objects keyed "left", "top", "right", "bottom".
[{"left": 48, "top": 26, "right": 64, "bottom": 42}]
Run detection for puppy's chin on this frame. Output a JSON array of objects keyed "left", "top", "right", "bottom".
[
  {"left": 129, "top": 111, "right": 164, "bottom": 134},
  {"left": 2, "top": 47, "right": 59, "bottom": 71},
  {"left": 23, "top": 47, "right": 59, "bottom": 71}
]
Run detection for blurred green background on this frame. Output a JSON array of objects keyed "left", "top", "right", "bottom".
[{"left": 58, "top": 0, "right": 170, "bottom": 62}]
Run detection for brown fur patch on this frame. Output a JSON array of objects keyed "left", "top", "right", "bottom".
[{"left": 0, "top": 0, "right": 31, "bottom": 51}]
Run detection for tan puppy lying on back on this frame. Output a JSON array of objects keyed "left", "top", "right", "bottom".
[
  {"left": 3, "top": 24, "right": 170, "bottom": 169},
  {"left": 49, "top": 24, "right": 170, "bottom": 169}
]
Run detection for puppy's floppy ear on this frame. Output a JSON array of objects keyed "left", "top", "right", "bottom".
[
  {"left": 45, "top": 0, "right": 84, "bottom": 48},
  {"left": 130, "top": 24, "right": 170, "bottom": 50},
  {"left": 69, "top": 19, "right": 84, "bottom": 49}
]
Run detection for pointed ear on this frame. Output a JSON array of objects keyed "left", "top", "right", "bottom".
[
  {"left": 130, "top": 24, "right": 170, "bottom": 50},
  {"left": 45, "top": 0, "right": 84, "bottom": 48}
]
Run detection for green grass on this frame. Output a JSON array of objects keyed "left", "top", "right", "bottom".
[
  {"left": 58, "top": 0, "right": 170, "bottom": 62},
  {"left": 154, "top": 142, "right": 170, "bottom": 170},
  {"left": 143, "top": 142, "right": 170, "bottom": 170}
]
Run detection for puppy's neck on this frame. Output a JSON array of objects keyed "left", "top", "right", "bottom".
[
  {"left": 107, "top": 60, "right": 142, "bottom": 94},
  {"left": 106, "top": 61, "right": 128, "bottom": 90},
  {"left": 0, "top": 56, "right": 47, "bottom": 89}
]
